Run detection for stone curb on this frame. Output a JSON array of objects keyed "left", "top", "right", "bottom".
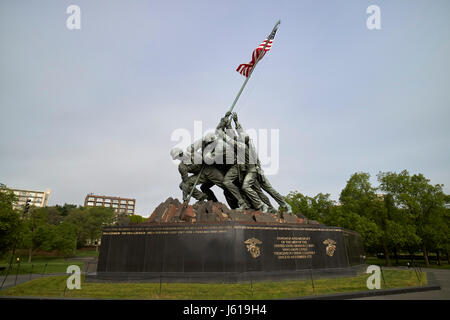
[
  {"left": 291, "top": 284, "right": 441, "bottom": 300},
  {"left": 0, "top": 284, "right": 441, "bottom": 301}
]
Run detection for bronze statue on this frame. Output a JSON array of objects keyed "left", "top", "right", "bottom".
[{"left": 171, "top": 112, "right": 292, "bottom": 215}]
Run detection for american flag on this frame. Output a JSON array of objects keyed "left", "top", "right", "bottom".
[{"left": 236, "top": 27, "right": 278, "bottom": 77}]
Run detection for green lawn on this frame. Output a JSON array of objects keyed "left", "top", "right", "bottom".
[
  {"left": 0, "top": 261, "right": 84, "bottom": 275},
  {"left": 0, "top": 270, "right": 426, "bottom": 300},
  {"left": 0, "top": 249, "right": 97, "bottom": 275}
]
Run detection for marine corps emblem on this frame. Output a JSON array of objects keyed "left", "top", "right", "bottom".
[
  {"left": 323, "top": 239, "right": 336, "bottom": 257},
  {"left": 244, "top": 238, "right": 262, "bottom": 258}
]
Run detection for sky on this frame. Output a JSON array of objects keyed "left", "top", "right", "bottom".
[{"left": 1, "top": 0, "right": 449, "bottom": 216}]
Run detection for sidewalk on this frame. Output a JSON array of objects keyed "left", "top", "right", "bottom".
[{"left": 353, "top": 268, "right": 450, "bottom": 300}]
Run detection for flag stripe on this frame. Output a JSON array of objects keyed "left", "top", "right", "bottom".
[{"left": 236, "top": 37, "right": 275, "bottom": 77}]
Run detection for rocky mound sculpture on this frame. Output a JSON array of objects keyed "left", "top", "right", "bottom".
[{"left": 146, "top": 197, "right": 319, "bottom": 225}]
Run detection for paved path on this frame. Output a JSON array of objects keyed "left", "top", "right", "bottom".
[{"left": 354, "top": 268, "right": 450, "bottom": 300}]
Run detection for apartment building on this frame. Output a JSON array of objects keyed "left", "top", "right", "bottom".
[
  {"left": 8, "top": 187, "right": 51, "bottom": 210},
  {"left": 84, "top": 194, "right": 136, "bottom": 215}
]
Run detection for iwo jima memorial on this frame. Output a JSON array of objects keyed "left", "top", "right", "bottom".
[{"left": 91, "top": 21, "right": 366, "bottom": 283}]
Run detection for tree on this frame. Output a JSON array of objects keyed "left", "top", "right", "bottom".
[
  {"left": 312, "top": 193, "right": 335, "bottom": 221},
  {"left": 286, "top": 191, "right": 315, "bottom": 220},
  {"left": 285, "top": 191, "right": 334, "bottom": 222},
  {"left": 323, "top": 205, "right": 382, "bottom": 252},
  {"left": 286, "top": 185, "right": 383, "bottom": 254},
  {"left": 54, "top": 203, "right": 77, "bottom": 217},
  {"left": 339, "top": 172, "right": 375, "bottom": 215},
  {"left": 65, "top": 206, "right": 115, "bottom": 248},
  {"left": 0, "top": 186, "right": 21, "bottom": 257},
  {"left": 85, "top": 206, "right": 115, "bottom": 244},
  {"left": 115, "top": 212, "right": 130, "bottom": 226},
  {"left": 20, "top": 206, "right": 55, "bottom": 263},
  {"left": 337, "top": 173, "right": 389, "bottom": 260},
  {"left": 52, "top": 222, "right": 77, "bottom": 256},
  {"left": 129, "top": 215, "right": 147, "bottom": 224},
  {"left": 336, "top": 172, "right": 414, "bottom": 266},
  {"left": 377, "top": 170, "right": 447, "bottom": 267},
  {"left": 65, "top": 207, "right": 90, "bottom": 248}
]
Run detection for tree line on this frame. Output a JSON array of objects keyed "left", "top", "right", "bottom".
[
  {"left": 2, "top": 170, "right": 449, "bottom": 266},
  {"left": 286, "top": 170, "right": 450, "bottom": 267},
  {"left": 0, "top": 186, "right": 147, "bottom": 261}
]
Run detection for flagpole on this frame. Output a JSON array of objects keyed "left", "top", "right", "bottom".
[{"left": 180, "top": 20, "right": 280, "bottom": 216}]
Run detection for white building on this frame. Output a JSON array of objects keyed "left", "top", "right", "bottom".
[{"left": 9, "top": 187, "right": 51, "bottom": 210}]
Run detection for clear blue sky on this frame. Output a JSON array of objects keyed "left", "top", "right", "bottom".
[{"left": 1, "top": 0, "right": 449, "bottom": 216}]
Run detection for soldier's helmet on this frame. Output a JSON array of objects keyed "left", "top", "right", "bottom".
[
  {"left": 203, "top": 132, "right": 217, "bottom": 143},
  {"left": 170, "top": 147, "right": 183, "bottom": 160}
]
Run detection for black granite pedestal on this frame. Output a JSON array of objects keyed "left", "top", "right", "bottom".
[{"left": 89, "top": 222, "right": 366, "bottom": 283}]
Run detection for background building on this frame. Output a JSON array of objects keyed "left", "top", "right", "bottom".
[
  {"left": 84, "top": 193, "right": 136, "bottom": 215},
  {"left": 8, "top": 187, "right": 51, "bottom": 210}
]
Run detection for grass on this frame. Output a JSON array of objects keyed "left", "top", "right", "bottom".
[
  {"left": 72, "top": 248, "right": 100, "bottom": 258},
  {"left": 0, "top": 262, "right": 83, "bottom": 275},
  {"left": 0, "top": 270, "right": 426, "bottom": 300}
]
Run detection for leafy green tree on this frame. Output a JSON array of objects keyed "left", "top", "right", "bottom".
[
  {"left": 286, "top": 191, "right": 314, "bottom": 219},
  {"left": 286, "top": 185, "right": 383, "bottom": 254},
  {"left": 285, "top": 192, "right": 334, "bottom": 222},
  {"left": 323, "top": 205, "right": 382, "bottom": 252},
  {"left": 52, "top": 222, "right": 77, "bottom": 256},
  {"left": 32, "top": 223, "right": 56, "bottom": 251},
  {"left": 337, "top": 173, "right": 388, "bottom": 259},
  {"left": 377, "top": 170, "right": 447, "bottom": 266},
  {"left": 0, "top": 186, "right": 21, "bottom": 257},
  {"left": 85, "top": 206, "right": 115, "bottom": 244},
  {"left": 115, "top": 212, "right": 130, "bottom": 226},
  {"left": 65, "top": 207, "right": 90, "bottom": 248},
  {"left": 129, "top": 214, "right": 147, "bottom": 224},
  {"left": 336, "top": 172, "right": 414, "bottom": 266},
  {"left": 65, "top": 206, "right": 115, "bottom": 247},
  {"left": 54, "top": 203, "right": 77, "bottom": 217},
  {"left": 312, "top": 193, "right": 335, "bottom": 221},
  {"left": 339, "top": 172, "right": 375, "bottom": 215},
  {"left": 20, "top": 206, "right": 54, "bottom": 262}
]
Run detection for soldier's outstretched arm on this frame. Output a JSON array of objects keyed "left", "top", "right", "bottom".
[
  {"left": 233, "top": 113, "right": 251, "bottom": 143},
  {"left": 218, "top": 127, "right": 246, "bottom": 153},
  {"left": 216, "top": 111, "right": 232, "bottom": 130}
]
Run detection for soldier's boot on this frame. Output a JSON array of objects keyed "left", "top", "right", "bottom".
[
  {"left": 200, "top": 182, "right": 218, "bottom": 202},
  {"left": 184, "top": 186, "right": 208, "bottom": 203},
  {"left": 195, "top": 194, "right": 208, "bottom": 203},
  {"left": 259, "top": 203, "right": 269, "bottom": 214},
  {"left": 253, "top": 180, "right": 275, "bottom": 212},
  {"left": 281, "top": 202, "right": 293, "bottom": 214},
  {"left": 236, "top": 199, "right": 250, "bottom": 211},
  {"left": 268, "top": 206, "right": 278, "bottom": 214}
]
